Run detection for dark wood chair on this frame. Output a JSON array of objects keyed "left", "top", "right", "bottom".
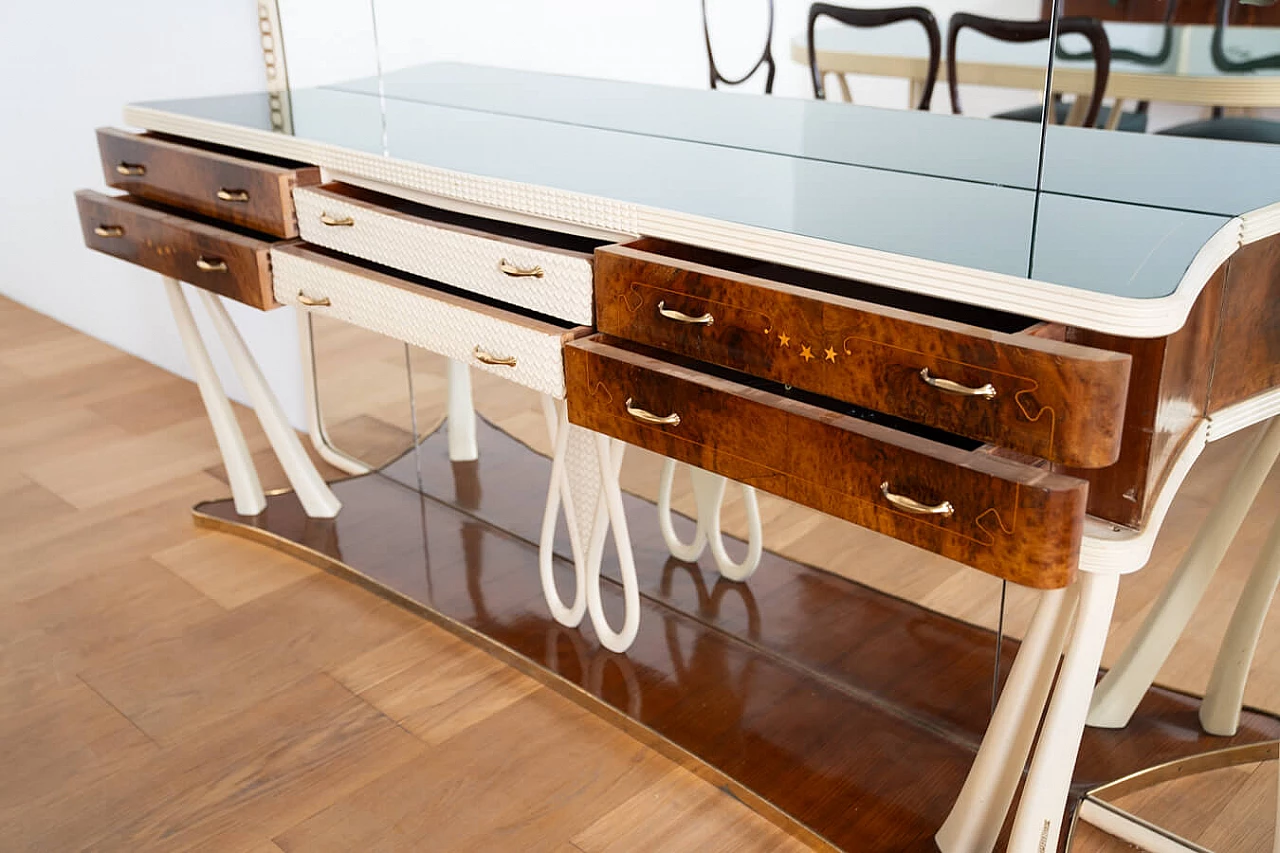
[
  {"left": 947, "top": 13, "right": 1119, "bottom": 131},
  {"left": 703, "top": 0, "right": 776, "bottom": 94},
  {"left": 806, "top": 4, "right": 941, "bottom": 108}
]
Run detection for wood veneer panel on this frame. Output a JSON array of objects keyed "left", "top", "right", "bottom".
[
  {"left": 194, "top": 419, "right": 1280, "bottom": 852},
  {"left": 565, "top": 335, "right": 1086, "bottom": 588},
  {"left": 1062, "top": 271, "right": 1224, "bottom": 528},
  {"left": 75, "top": 190, "right": 280, "bottom": 311},
  {"left": 1209, "top": 237, "right": 1280, "bottom": 413},
  {"left": 97, "top": 128, "right": 319, "bottom": 239},
  {"left": 596, "top": 240, "right": 1130, "bottom": 468}
]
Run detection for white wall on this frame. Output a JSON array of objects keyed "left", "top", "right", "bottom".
[{"left": 0, "top": 1, "right": 307, "bottom": 428}]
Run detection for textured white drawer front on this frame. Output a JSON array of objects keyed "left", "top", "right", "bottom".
[
  {"left": 272, "top": 246, "right": 577, "bottom": 399},
  {"left": 294, "top": 185, "right": 595, "bottom": 326}
]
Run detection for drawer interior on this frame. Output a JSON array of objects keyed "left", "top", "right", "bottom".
[
  {"left": 620, "top": 237, "right": 1038, "bottom": 334},
  {"left": 313, "top": 183, "right": 610, "bottom": 255},
  {"left": 292, "top": 244, "right": 581, "bottom": 330},
  {"left": 144, "top": 131, "right": 315, "bottom": 171},
  {"left": 598, "top": 336, "right": 984, "bottom": 452}
]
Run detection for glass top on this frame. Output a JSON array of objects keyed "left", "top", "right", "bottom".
[{"left": 138, "top": 63, "right": 1257, "bottom": 300}]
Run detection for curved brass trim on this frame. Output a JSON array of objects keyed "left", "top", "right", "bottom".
[
  {"left": 320, "top": 212, "right": 355, "bottom": 227},
  {"left": 919, "top": 367, "right": 996, "bottom": 399},
  {"left": 93, "top": 225, "right": 125, "bottom": 238},
  {"left": 115, "top": 162, "right": 146, "bottom": 176},
  {"left": 625, "top": 398, "right": 680, "bottom": 427},
  {"left": 880, "top": 482, "right": 954, "bottom": 517},
  {"left": 297, "top": 291, "right": 331, "bottom": 307},
  {"left": 498, "top": 259, "right": 545, "bottom": 278},
  {"left": 216, "top": 188, "right": 250, "bottom": 202},
  {"left": 195, "top": 257, "right": 228, "bottom": 273},
  {"left": 657, "top": 301, "right": 714, "bottom": 326},
  {"left": 473, "top": 346, "right": 517, "bottom": 367}
]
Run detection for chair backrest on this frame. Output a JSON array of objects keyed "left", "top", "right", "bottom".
[
  {"left": 807, "top": 4, "right": 941, "bottom": 108},
  {"left": 947, "top": 14, "right": 1111, "bottom": 128},
  {"left": 703, "top": 0, "right": 776, "bottom": 94},
  {"left": 1212, "top": 0, "right": 1280, "bottom": 72}
]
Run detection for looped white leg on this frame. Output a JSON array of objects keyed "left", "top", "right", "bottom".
[
  {"left": 296, "top": 309, "right": 370, "bottom": 476},
  {"left": 585, "top": 433, "right": 640, "bottom": 654},
  {"left": 537, "top": 396, "right": 588, "bottom": 628},
  {"left": 164, "top": 278, "right": 266, "bottom": 517},
  {"left": 1007, "top": 571, "right": 1120, "bottom": 853},
  {"left": 1200, "top": 511, "right": 1280, "bottom": 736},
  {"left": 937, "top": 585, "right": 1078, "bottom": 853},
  {"left": 1088, "top": 416, "right": 1280, "bottom": 729},
  {"left": 657, "top": 459, "right": 763, "bottom": 581},
  {"left": 197, "top": 290, "right": 341, "bottom": 518}
]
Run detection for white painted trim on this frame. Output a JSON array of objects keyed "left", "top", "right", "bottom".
[
  {"left": 123, "top": 104, "right": 1272, "bottom": 339},
  {"left": 1079, "top": 421, "right": 1210, "bottom": 577},
  {"left": 1208, "top": 388, "right": 1280, "bottom": 442}
]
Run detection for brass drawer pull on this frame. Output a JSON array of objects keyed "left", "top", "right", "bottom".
[
  {"left": 216, "top": 188, "right": 250, "bottom": 203},
  {"left": 320, "top": 212, "right": 355, "bottom": 227},
  {"left": 657, "top": 301, "right": 714, "bottom": 326},
  {"left": 919, "top": 367, "right": 997, "bottom": 400},
  {"left": 195, "top": 256, "right": 228, "bottom": 273},
  {"left": 880, "top": 482, "right": 954, "bottom": 517},
  {"left": 93, "top": 225, "right": 125, "bottom": 238},
  {"left": 474, "top": 346, "right": 516, "bottom": 367},
  {"left": 115, "top": 162, "right": 146, "bottom": 176},
  {"left": 625, "top": 398, "right": 680, "bottom": 427},
  {"left": 498, "top": 259, "right": 545, "bottom": 278},
  {"left": 297, "top": 291, "right": 331, "bottom": 307}
]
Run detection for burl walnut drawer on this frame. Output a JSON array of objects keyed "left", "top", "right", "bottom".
[
  {"left": 97, "top": 128, "right": 320, "bottom": 239},
  {"left": 565, "top": 335, "right": 1088, "bottom": 588},
  {"left": 294, "top": 183, "right": 599, "bottom": 325},
  {"left": 594, "top": 239, "right": 1131, "bottom": 468},
  {"left": 76, "top": 190, "right": 278, "bottom": 310},
  {"left": 272, "top": 244, "right": 589, "bottom": 398}
]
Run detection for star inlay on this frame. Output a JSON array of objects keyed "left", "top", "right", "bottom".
[
  {"left": 800, "top": 345, "right": 814, "bottom": 362},
  {"left": 778, "top": 333, "right": 790, "bottom": 347},
  {"left": 824, "top": 347, "right": 838, "bottom": 363}
]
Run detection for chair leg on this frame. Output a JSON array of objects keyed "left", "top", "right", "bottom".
[
  {"left": 1008, "top": 572, "right": 1120, "bottom": 853},
  {"left": 1088, "top": 416, "right": 1280, "bottom": 729},
  {"left": 537, "top": 395, "right": 588, "bottom": 628},
  {"left": 936, "top": 585, "right": 1078, "bottom": 853},
  {"left": 163, "top": 278, "right": 266, "bottom": 517},
  {"left": 446, "top": 358, "right": 478, "bottom": 462},
  {"left": 197, "top": 290, "right": 341, "bottom": 519},
  {"left": 1201, "top": 512, "right": 1280, "bottom": 736},
  {"left": 295, "top": 309, "right": 370, "bottom": 476},
  {"left": 585, "top": 433, "right": 640, "bottom": 653}
]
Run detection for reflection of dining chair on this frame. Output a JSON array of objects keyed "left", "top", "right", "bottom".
[
  {"left": 1154, "top": 0, "right": 1280, "bottom": 143},
  {"left": 702, "top": 0, "right": 776, "bottom": 94},
  {"left": 947, "top": 14, "right": 1115, "bottom": 130},
  {"left": 806, "top": 4, "right": 941, "bottom": 108}
]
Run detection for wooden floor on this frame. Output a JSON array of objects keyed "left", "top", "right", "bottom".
[{"left": 3, "top": 292, "right": 1279, "bottom": 850}]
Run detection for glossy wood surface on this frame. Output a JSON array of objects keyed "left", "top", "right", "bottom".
[
  {"left": 565, "top": 334, "right": 1087, "bottom": 588},
  {"left": 75, "top": 190, "right": 281, "bottom": 310},
  {"left": 1209, "top": 237, "right": 1280, "bottom": 414},
  {"left": 197, "top": 416, "right": 1280, "bottom": 852},
  {"left": 97, "top": 128, "right": 320, "bottom": 239},
  {"left": 1050, "top": 0, "right": 1280, "bottom": 25},
  {"left": 595, "top": 239, "right": 1131, "bottom": 468}
]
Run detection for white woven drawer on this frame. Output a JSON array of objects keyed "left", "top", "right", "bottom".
[
  {"left": 294, "top": 184, "right": 596, "bottom": 326},
  {"left": 272, "top": 244, "right": 584, "bottom": 398}
]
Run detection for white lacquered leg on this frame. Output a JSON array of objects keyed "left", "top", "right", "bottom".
[
  {"left": 537, "top": 395, "right": 588, "bottom": 628},
  {"left": 585, "top": 433, "right": 640, "bottom": 654},
  {"left": 446, "top": 358, "right": 478, "bottom": 462},
  {"left": 656, "top": 459, "right": 763, "bottom": 581},
  {"left": 197, "top": 290, "right": 341, "bottom": 519},
  {"left": 1089, "top": 417, "right": 1280, "bottom": 729},
  {"left": 937, "top": 585, "right": 1078, "bottom": 853},
  {"left": 1200, "top": 512, "right": 1280, "bottom": 735},
  {"left": 296, "top": 309, "right": 370, "bottom": 476},
  {"left": 164, "top": 278, "right": 266, "bottom": 517},
  {"left": 1008, "top": 571, "right": 1120, "bottom": 853}
]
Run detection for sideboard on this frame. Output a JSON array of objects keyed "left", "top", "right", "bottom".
[{"left": 75, "top": 65, "right": 1280, "bottom": 852}]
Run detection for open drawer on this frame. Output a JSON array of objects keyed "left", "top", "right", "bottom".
[
  {"left": 565, "top": 334, "right": 1088, "bottom": 588},
  {"left": 294, "top": 183, "right": 601, "bottom": 326},
  {"left": 76, "top": 190, "right": 279, "bottom": 310},
  {"left": 97, "top": 128, "right": 320, "bottom": 239},
  {"left": 594, "top": 238, "right": 1131, "bottom": 468},
  {"left": 272, "top": 244, "right": 589, "bottom": 398}
]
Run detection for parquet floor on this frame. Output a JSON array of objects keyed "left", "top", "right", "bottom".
[{"left": 3, "top": 292, "right": 1279, "bottom": 850}]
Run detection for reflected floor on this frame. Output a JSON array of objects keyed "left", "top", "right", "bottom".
[{"left": 196, "top": 417, "right": 1280, "bottom": 851}]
